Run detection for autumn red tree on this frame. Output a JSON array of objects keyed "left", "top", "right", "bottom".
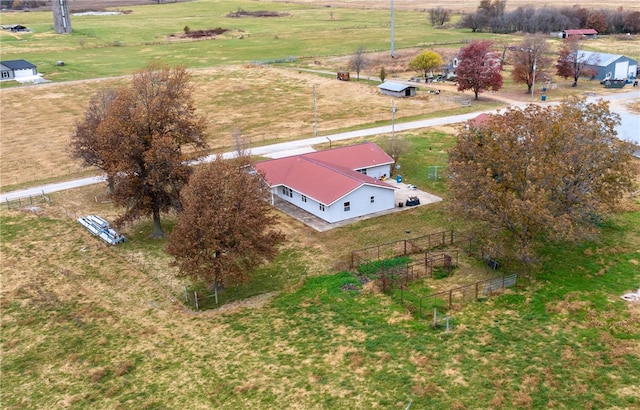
[
  {"left": 448, "top": 97, "right": 637, "bottom": 262},
  {"left": 166, "top": 155, "right": 285, "bottom": 289},
  {"left": 511, "top": 34, "right": 551, "bottom": 94},
  {"left": 455, "top": 40, "right": 503, "bottom": 100},
  {"left": 70, "top": 63, "right": 208, "bottom": 238},
  {"left": 555, "top": 36, "right": 598, "bottom": 87}
]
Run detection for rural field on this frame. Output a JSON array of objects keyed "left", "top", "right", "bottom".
[{"left": 1, "top": 0, "right": 640, "bottom": 409}]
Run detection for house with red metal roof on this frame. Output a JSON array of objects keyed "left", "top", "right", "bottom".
[{"left": 254, "top": 142, "right": 398, "bottom": 223}]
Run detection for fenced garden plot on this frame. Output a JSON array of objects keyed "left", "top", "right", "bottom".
[{"left": 350, "top": 229, "right": 455, "bottom": 268}]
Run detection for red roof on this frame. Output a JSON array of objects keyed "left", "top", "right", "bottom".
[
  {"left": 255, "top": 142, "right": 396, "bottom": 206},
  {"left": 564, "top": 29, "right": 598, "bottom": 36},
  {"left": 303, "top": 142, "right": 395, "bottom": 170},
  {"left": 468, "top": 113, "right": 493, "bottom": 128}
]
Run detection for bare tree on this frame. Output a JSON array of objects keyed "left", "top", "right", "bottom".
[
  {"left": 511, "top": 34, "right": 551, "bottom": 94},
  {"left": 349, "top": 46, "right": 369, "bottom": 81},
  {"left": 428, "top": 7, "right": 451, "bottom": 26}
]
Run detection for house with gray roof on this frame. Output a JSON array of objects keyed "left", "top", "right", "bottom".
[
  {"left": 378, "top": 81, "right": 417, "bottom": 98},
  {"left": 0, "top": 59, "right": 38, "bottom": 81}
]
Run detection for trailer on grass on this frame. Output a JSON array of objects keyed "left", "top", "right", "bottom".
[{"left": 77, "top": 215, "right": 126, "bottom": 245}]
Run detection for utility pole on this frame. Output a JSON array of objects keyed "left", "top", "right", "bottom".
[
  {"left": 391, "top": 100, "right": 396, "bottom": 154},
  {"left": 313, "top": 85, "right": 318, "bottom": 138},
  {"left": 390, "top": 0, "right": 395, "bottom": 58},
  {"left": 531, "top": 53, "right": 537, "bottom": 102}
]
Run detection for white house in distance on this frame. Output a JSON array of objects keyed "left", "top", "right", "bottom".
[
  {"left": 254, "top": 142, "right": 397, "bottom": 224},
  {"left": 0, "top": 59, "right": 37, "bottom": 81}
]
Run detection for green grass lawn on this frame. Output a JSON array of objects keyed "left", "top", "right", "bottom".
[
  {"left": 1, "top": 204, "right": 639, "bottom": 408},
  {"left": 0, "top": 0, "right": 501, "bottom": 83}
]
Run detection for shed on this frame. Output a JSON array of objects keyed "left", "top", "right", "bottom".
[
  {"left": 576, "top": 50, "right": 638, "bottom": 81},
  {"left": 0, "top": 59, "right": 37, "bottom": 81},
  {"left": 562, "top": 29, "right": 598, "bottom": 38},
  {"left": 378, "top": 81, "right": 417, "bottom": 98}
]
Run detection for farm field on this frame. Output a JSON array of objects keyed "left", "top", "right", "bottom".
[
  {"left": 1, "top": 0, "right": 640, "bottom": 409},
  {"left": 1, "top": 149, "right": 639, "bottom": 409}
]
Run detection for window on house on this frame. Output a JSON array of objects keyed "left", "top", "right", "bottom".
[
  {"left": 301, "top": 195, "right": 307, "bottom": 203},
  {"left": 319, "top": 204, "right": 325, "bottom": 212},
  {"left": 344, "top": 202, "right": 350, "bottom": 212},
  {"left": 281, "top": 187, "right": 293, "bottom": 198},
  {"left": 370, "top": 196, "right": 375, "bottom": 203}
]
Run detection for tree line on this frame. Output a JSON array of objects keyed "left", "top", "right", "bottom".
[{"left": 430, "top": 0, "right": 640, "bottom": 34}]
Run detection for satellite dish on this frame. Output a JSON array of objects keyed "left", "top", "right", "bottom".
[{"left": 395, "top": 165, "right": 401, "bottom": 170}]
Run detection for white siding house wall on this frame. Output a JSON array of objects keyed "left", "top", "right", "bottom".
[
  {"left": 324, "top": 185, "right": 396, "bottom": 223},
  {"left": 357, "top": 164, "right": 392, "bottom": 179},
  {"left": 272, "top": 184, "right": 395, "bottom": 223},
  {"left": 271, "top": 185, "right": 328, "bottom": 219}
]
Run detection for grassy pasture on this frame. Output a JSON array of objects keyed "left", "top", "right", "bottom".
[
  {"left": 279, "top": 0, "right": 640, "bottom": 13},
  {"left": 1, "top": 167, "right": 639, "bottom": 409},
  {"left": 0, "top": 0, "right": 499, "bottom": 82},
  {"left": 0, "top": 64, "right": 503, "bottom": 191}
]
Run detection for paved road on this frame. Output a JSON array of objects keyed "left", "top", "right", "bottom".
[{"left": 2, "top": 90, "right": 638, "bottom": 202}]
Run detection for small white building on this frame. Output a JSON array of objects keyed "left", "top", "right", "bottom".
[
  {"left": 0, "top": 59, "right": 37, "bottom": 81},
  {"left": 254, "top": 142, "right": 397, "bottom": 224}
]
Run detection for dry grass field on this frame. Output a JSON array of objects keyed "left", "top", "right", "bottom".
[
  {"left": 0, "top": 61, "right": 497, "bottom": 190},
  {"left": 2, "top": 55, "right": 635, "bottom": 191}
]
